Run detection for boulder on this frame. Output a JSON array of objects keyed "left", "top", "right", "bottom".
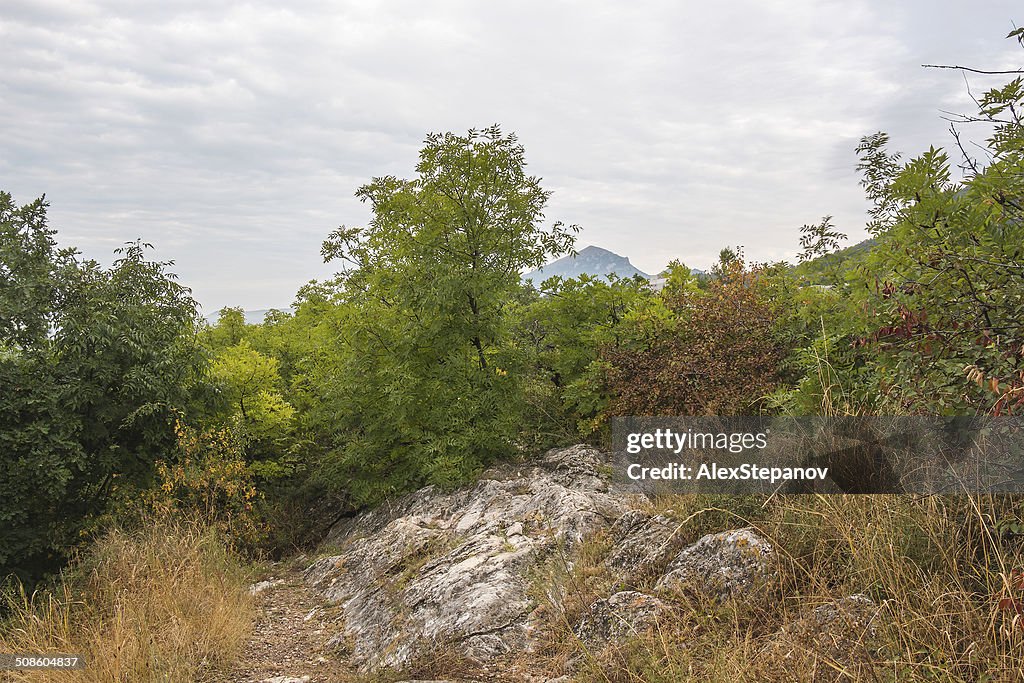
[
  {"left": 766, "top": 594, "right": 879, "bottom": 666},
  {"left": 305, "top": 445, "right": 631, "bottom": 673},
  {"left": 574, "top": 590, "right": 673, "bottom": 647},
  {"left": 656, "top": 528, "right": 774, "bottom": 601},
  {"left": 604, "top": 510, "right": 681, "bottom": 586}
]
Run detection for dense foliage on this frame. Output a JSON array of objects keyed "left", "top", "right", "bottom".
[
  {"left": 605, "top": 258, "right": 789, "bottom": 417},
  {"left": 1, "top": 194, "right": 203, "bottom": 583}
]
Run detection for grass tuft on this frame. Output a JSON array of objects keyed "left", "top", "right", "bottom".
[{"left": 0, "top": 520, "right": 254, "bottom": 682}]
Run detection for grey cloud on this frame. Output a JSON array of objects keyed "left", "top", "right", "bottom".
[{"left": 1, "top": 0, "right": 1021, "bottom": 308}]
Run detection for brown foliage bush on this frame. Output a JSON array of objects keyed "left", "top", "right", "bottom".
[{"left": 605, "top": 260, "right": 788, "bottom": 416}]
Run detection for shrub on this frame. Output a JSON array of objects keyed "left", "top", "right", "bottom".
[{"left": 605, "top": 259, "right": 789, "bottom": 416}]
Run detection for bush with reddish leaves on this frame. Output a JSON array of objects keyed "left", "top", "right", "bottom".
[{"left": 604, "top": 260, "right": 789, "bottom": 417}]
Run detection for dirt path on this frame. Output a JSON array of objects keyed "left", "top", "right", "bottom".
[{"left": 207, "top": 562, "right": 355, "bottom": 683}]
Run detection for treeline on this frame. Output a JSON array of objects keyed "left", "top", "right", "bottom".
[{"left": 3, "top": 36, "right": 1024, "bottom": 587}]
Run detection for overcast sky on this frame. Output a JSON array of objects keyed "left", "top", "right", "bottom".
[{"left": 2, "top": 1, "right": 1021, "bottom": 313}]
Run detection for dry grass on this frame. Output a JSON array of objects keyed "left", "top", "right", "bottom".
[
  {"left": 0, "top": 521, "right": 255, "bottom": 682},
  {"left": 527, "top": 494, "right": 1024, "bottom": 682},
  {"left": 522, "top": 345, "right": 1024, "bottom": 681}
]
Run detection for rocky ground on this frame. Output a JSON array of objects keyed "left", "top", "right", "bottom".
[{"left": 210, "top": 445, "right": 877, "bottom": 683}]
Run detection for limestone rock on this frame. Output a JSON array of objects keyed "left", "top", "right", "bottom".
[
  {"left": 767, "top": 594, "right": 879, "bottom": 666},
  {"left": 604, "top": 510, "right": 681, "bottom": 585},
  {"left": 249, "top": 578, "right": 285, "bottom": 595},
  {"left": 305, "top": 445, "right": 631, "bottom": 673},
  {"left": 574, "top": 590, "right": 673, "bottom": 646},
  {"left": 656, "top": 527, "right": 773, "bottom": 601}
]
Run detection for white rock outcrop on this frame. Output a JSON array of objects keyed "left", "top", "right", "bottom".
[
  {"left": 304, "top": 445, "right": 630, "bottom": 673},
  {"left": 304, "top": 446, "right": 784, "bottom": 675},
  {"left": 656, "top": 527, "right": 774, "bottom": 601}
]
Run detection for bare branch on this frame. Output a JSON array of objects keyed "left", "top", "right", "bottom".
[
  {"left": 922, "top": 64, "right": 1024, "bottom": 75},
  {"left": 938, "top": 109, "right": 1015, "bottom": 125},
  {"left": 949, "top": 124, "right": 980, "bottom": 175}
]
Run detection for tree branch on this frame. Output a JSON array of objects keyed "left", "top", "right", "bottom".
[{"left": 922, "top": 64, "right": 1024, "bottom": 75}]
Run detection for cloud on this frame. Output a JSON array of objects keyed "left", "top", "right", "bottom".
[{"left": 1, "top": 0, "right": 1020, "bottom": 308}]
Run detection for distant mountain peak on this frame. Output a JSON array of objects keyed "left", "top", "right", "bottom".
[
  {"left": 575, "top": 245, "right": 615, "bottom": 256},
  {"left": 524, "top": 245, "right": 650, "bottom": 283}
]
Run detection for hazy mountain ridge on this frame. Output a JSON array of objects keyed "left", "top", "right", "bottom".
[{"left": 524, "top": 245, "right": 651, "bottom": 283}]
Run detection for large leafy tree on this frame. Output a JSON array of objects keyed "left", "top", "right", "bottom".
[
  {"left": 776, "top": 29, "right": 1024, "bottom": 416},
  {"left": 509, "top": 273, "right": 677, "bottom": 443},
  {"left": 311, "top": 126, "right": 577, "bottom": 502},
  {"left": 0, "top": 192, "right": 203, "bottom": 583},
  {"left": 0, "top": 193, "right": 81, "bottom": 584}
]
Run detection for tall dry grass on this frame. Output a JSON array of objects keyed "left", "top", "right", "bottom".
[
  {"left": 527, "top": 493, "right": 1024, "bottom": 682},
  {"left": 205, "top": 492, "right": 1023, "bottom": 682},
  {"left": 0, "top": 521, "right": 254, "bottom": 682}
]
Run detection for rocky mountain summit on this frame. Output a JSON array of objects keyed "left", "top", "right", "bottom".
[
  {"left": 289, "top": 445, "right": 877, "bottom": 681},
  {"left": 523, "top": 245, "right": 651, "bottom": 283}
]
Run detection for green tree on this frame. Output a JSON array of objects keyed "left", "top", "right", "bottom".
[
  {"left": 0, "top": 193, "right": 203, "bottom": 584},
  {"left": 711, "top": 246, "right": 742, "bottom": 280},
  {"left": 797, "top": 216, "right": 847, "bottom": 263},
  {"left": 209, "top": 341, "right": 293, "bottom": 431},
  {"left": 204, "top": 307, "right": 248, "bottom": 349},
  {"left": 510, "top": 273, "right": 660, "bottom": 443},
  {"left": 1, "top": 193, "right": 82, "bottom": 584},
  {"left": 658, "top": 259, "right": 701, "bottom": 300},
  {"left": 849, "top": 42, "right": 1024, "bottom": 413},
  {"left": 780, "top": 29, "right": 1024, "bottom": 416},
  {"left": 311, "top": 126, "right": 577, "bottom": 502}
]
